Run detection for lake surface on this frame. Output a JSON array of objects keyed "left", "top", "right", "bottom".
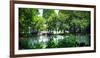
[{"left": 19, "top": 34, "right": 90, "bottom": 49}]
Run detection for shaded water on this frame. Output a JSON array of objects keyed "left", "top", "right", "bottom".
[{"left": 19, "top": 34, "right": 90, "bottom": 49}]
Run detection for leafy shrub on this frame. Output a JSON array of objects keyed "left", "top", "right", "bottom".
[
  {"left": 31, "top": 43, "right": 45, "bottom": 49},
  {"left": 19, "top": 38, "right": 32, "bottom": 49},
  {"left": 19, "top": 38, "right": 47, "bottom": 49},
  {"left": 58, "top": 34, "right": 78, "bottom": 47},
  {"left": 46, "top": 38, "right": 58, "bottom": 48}
]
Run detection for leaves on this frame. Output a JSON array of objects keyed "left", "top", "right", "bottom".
[{"left": 19, "top": 8, "right": 90, "bottom": 36}]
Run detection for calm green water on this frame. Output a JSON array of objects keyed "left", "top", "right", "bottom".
[{"left": 19, "top": 34, "right": 90, "bottom": 49}]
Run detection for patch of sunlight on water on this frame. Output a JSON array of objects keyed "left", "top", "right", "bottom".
[{"left": 39, "top": 35, "right": 48, "bottom": 42}]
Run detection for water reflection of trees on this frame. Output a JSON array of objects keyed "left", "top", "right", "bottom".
[{"left": 19, "top": 34, "right": 90, "bottom": 49}]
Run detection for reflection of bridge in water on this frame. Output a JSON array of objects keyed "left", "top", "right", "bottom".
[
  {"left": 38, "top": 31, "right": 49, "bottom": 35},
  {"left": 38, "top": 31, "right": 69, "bottom": 35}
]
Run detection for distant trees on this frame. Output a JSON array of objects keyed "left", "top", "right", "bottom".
[
  {"left": 58, "top": 10, "right": 71, "bottom": 33},
  {"left": 19, "top": 8, "right": 39, "bottom": 37},
  {"left": 31, "top": 16, "right": 46, "bottom": 31},
  {"left": 43, "top": 9, "right": 57, "bottom": 33},
  {"left": 19, "top": 8, "right": 90, "bottom": 37},
  {"left": 19, "top": 8, "right": 46, "bottom": 37},
  {"left": 69, "top": 11, "right": 90, "bottom": 34}
]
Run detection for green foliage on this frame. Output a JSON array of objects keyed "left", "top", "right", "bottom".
[
  {"left": 43, "top": 9, "right": 59, "bottom": 32},
  {"left": 19, "top": 8, "right": 90, "bottom": 37},
  {"left": 19, "top": 8, "right": 39, "bottom": 37},
  {"left": 19, "top": 38, "right": 47, "bottom": 49},
  {"left": 31, "top": 16, "right": 46, "bottom": 31},
  {"left": 19, "top": 38, "right": 32, "bottom": 49},
  {"left": 19, "top": 8, "right": 91, "bottom": 49},
  {"left": 31, "top": 43, "right": 46, "bottom": 49},
  {"left": 69, "top": 11, "right": 90, "bottom": 34},
  {"left": 46, "top": 37, "right": 58, "bottom": 48},
  {"left": 58, "top": 34, "right": 77, "bottom": 47},
  {"left": 19, "top": 34, "right": 90, "bottom": 49},
  {"left": 43, "top": 9, "right": 56, "bottom": 19}
]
